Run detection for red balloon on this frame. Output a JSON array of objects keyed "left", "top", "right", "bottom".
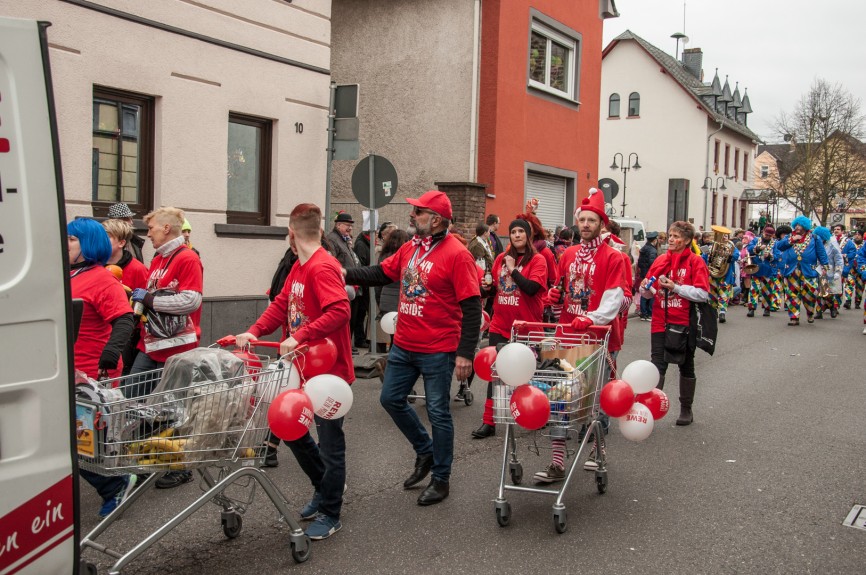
[
  {"left": 473, "top": 346, "right": 497, "bottom": 381},
  {"left": 295, "top": 338, "right": 338, "bottom": 379},
  {"left": 599, "top": 379, "right": 635, "bottom": 418},
  {"left": 481, "top": 310, "right": 491, "bottom": 333},
  {"left": 636, "top": 388, "right": 670, "bottom": 420},
  {"left": 509, "top": 384, "right": 550, "bottom": 430},
  {"left": 268, "top": 389, "right": 314, "bottom": 441}
]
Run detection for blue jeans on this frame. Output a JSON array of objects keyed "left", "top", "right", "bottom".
[
  {"left": 285, "top": 416, "right": 346, "bottom": 519},
  {"left": 80, "top": 468, "right": 127, "bottom": 502},
  {"left": 381, "top": 344, "right": 456, "bottom": 482},
  {"left": 640, "top": 296, "right": 654, "bottom": 318},
  {"left": 127, "top": 352, "right": 164, "bottom": 398}
]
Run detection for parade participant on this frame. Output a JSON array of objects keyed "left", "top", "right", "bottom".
[
  {"left": 770, "top": 225, "right": 792, "bottom": 311},
  {"left": 467, "top": 222, "right": 495, "bottom": 275},
  {"left": 844, "top": 230, "right": 864, "bottom": 309},
  {"left": 537, "top": 188, "right": 626, "bottom": 481},
  {"left": 553, "top": 227, "right": 573, "bottom": 262},
  {"left": 129, "top": 207, "right": 203, "bottom": 489},
  {"left": 641, "top": 220, "right": 709, "bottom": 425},
  {"left": 637, "top": 232, "right": 660, "bottom": 320},
  {"left": 103, "top": 219, "right": 149, "bottom": 375},
  {"left": 835, "top": 225, "right": 854, "bottom": 309},
  {"left": 67, "top": 218, "right": 137, "bottom": 518},
  {"left": 471, "top": 218, "right": 547, "bottom": 440},
  {"left": 345, "top": 190, "right": 482, "bottom": 506},
  {"left": 773, "top": 216, "right": 828, "bottom": 326},
  {"left": 856, "top": 239, "right": 866, "bottom": 333},
  {"left": 702, "top": 227, "right": 739, "bottom": 323},
  {"left": 181, "top": 218, "right": 201, "bottom": 257},
  {"left": 234, "top": 203, "right": 352, "bottom": 540},
  {"left": 746, "top": 226, "right": 778, "bottom": 317},
  {"left": 327, "top": 212, "right": 365, "bottom": 351},
  {"left": 812, "top": 226, "right": 843, "bottom": 319},
  {"left": 107, "top": 202, "right": 145, "bottom": 262},
  {"left": 604, "top": 220, "right": 634, "bottom": 352}
]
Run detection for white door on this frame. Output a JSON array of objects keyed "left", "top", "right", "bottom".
[{"left": 526, "top": 172, "right": 567, "bottom": 231}]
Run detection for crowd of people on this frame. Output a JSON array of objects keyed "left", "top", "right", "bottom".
[{"left": 73, "top": 191, "right": 866, "bottom": 545}]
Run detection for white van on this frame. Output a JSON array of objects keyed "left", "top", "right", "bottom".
[
  {"left": 0, "top": 17, "right": 80, "bottom": 574},
  {"left": 612, "top": 217, "right": 647, "bottom": 265}
]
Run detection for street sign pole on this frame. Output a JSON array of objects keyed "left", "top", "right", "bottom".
[
  {"left": 324, "top": 82, "right": 336, "bottom": 219},
  {"left": 367, "top": 154, "right": 377, "bottom": 353}
]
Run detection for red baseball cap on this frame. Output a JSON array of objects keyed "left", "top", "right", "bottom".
[{"left": 407, "top": 190, "right": 453, "bottom": 220}]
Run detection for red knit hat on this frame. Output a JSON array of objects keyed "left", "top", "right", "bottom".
[{"left": 575, "top": 187, "right": 609, "bottom": 225}]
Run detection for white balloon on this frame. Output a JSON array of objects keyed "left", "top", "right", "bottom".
[
  {"left": 618, "top": 403, "right": 654, "bottom": 442},
  {"left": 621, "top": 360, "right": 660, "bottom": 395},
  {"left": 495, "top": 343, "right": 537, "bottom": 387},
  {"left": 304, "top": 374, "right": 354, "bottom": 419},
  {"left": 380, "top": 311, "right": 398, "bottom": 335}
]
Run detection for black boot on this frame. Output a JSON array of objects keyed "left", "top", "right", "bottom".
[
  {"left": 656, "top": 375, "right": 665, "bottom": 391},
  {"left": 676, "top": 377, "right": 696, "bottom": 426},
  {"left": 403, "top": 453, "right": 433, "bottom": 489}
]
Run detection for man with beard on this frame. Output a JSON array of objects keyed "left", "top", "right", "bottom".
[{"left": 745, "top": 226, "right": 778, "bottom": 317}]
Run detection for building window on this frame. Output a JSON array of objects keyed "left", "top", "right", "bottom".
[
  {"left": 714, "top": 140, "right": 720, "bottom": 174},
  {"left": 760, "top": 164, "right": 769, "bottom": 178},
  {"left": 724, "top": 144, "right": 731, "bottom": 176},
  {"left": 528, "top": 15, "right": 580, "bottom": 101},
  {"left": 732, "top": 199, "right": 738, "bottom": 227},
  {"left": 91, "top": 87, "right": 154, "bottom": 217},
  {"left": 227, "top": 113, "right": 272, "bottom": 225},
  {"left": 734, "top": 148, "right": 740, "bottom": 180},
  {"left": 712, "top": 191, "right": 718, "bottom": 224},
  {"left": 628, "top": 92, "right": 640, "bottom": 116},
  {"left": 743, "top": 154, "right": 749, "bottom": 183},
  {"left": 608, "top": 93, "right": 620, "bottom": 118},
  {"left": 722, "top": 194, "right": 728, "bottom": 226}
]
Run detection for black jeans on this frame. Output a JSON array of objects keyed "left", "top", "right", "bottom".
[
  {"left": 650, "top": 331, "right": 696, "bottom": 378},
  {"left": 285, "top": 415, "right": 346, "bottom": 519}
]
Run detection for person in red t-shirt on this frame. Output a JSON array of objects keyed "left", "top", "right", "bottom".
[
  {"left": 103, "top": 219, "right": 148, "bottom": 376},
  {"left": 471, "top": 218, "right": 547, "bottom": 439},
  {"left": 235, "top": 203, "right": 352, "bottom": 541},
  {"left": 67, "top": 218, "right": 137, "bottom": 519},
  {"left": 640, "top": 220, "right": 710, "bottom": 426},
  {"left": 346, "top": 190, "right": 482, "bottom": 507},
  {"left": 541, "top": 188, "right": 627, "bottom": 481},
  {"left": 129, "top": 207, "right": 204, "bottom": 489}
]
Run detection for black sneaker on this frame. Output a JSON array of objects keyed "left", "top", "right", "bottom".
[
  {"left": 155, "top": 471, "right": 193, "bottom": 489},
  {"left": 763, "top": 309, "right": 771, "bottom": 317},
  {"left": 262, "top": 444, "right": 279, "bottom": 468},
  {"left": 719, "top": 312, "right": 726, "bottom": 323},
  {"left": 747, "top": 309, "right": 755, "bottom": 317}
]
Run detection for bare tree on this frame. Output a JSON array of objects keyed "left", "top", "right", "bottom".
[{"left": 769, "top": 79, "right": 866, "bottom": 225}]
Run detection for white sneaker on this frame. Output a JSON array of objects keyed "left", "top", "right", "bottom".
[{"left": 862, "top": 327, "right": 866, "bottom": 335}]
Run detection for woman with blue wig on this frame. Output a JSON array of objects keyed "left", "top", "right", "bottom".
[
  {"left": 67, "top": 218, "right": 138, "bottom": 518},
  {"left": 774, "top": 216, "right": 829, "bottom": 326}
]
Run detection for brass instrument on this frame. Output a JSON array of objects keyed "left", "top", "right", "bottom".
[
  {"left": 742, "top": 255, "right": 759, "bottom": 275},
  {"left": 707, "top": 225, "right": 734, "bottom": 279}
]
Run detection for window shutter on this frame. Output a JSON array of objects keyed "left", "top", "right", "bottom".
[{"left": 526, "top": 172, "right": 567, "bottom": 231}]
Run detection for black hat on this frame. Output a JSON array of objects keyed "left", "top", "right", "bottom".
[
  {"left": 508, "top": 218, "right": 532, "bottom": 236},
  {"left": 646, "top": 231, "right": 659, "bottom": 241},
  {"left": 334, "top": 212, "right": 354, "bottom": 224},
  {"left": 107, "top": 202, "right": 135, "bottom": 219}
]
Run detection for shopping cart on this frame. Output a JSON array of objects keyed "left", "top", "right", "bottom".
[
  {"left": 78, "top": 340, "right": 312, "bottom": 574},
  {"left": 492, "top": 321, "right": 611, "bottom": 534}
]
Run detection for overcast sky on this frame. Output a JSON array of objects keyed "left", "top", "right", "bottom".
[{"left": 602, "top": 0, "right": 866, "bottom": 143}]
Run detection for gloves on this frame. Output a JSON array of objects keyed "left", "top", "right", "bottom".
[
  {"left": 547, "top": 287, "right": 563, "bottom": 304},
  {"left": 570, "top": 316, "right": 593, "bottom": 331},
  {"left": 130, "top": 288, "right": 154, "bottom": 309}
]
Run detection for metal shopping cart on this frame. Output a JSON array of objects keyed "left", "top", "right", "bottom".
[
  {"left": 78, "top": 340, "right": 312, "bottom": 574},
  {"left": 492, "top": 322, "right": 611, "bottom": 534}
]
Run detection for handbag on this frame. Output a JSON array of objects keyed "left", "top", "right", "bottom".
[
  {"left": 689, "top": 299, "right": 718, "bottom": 356},
  {"left": 663, "top": 288, "right": 690, "bottom": 365}
]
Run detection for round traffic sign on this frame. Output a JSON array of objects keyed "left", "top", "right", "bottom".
[{"left": 351, "top": 155, "right": 398, "bottom": 209}]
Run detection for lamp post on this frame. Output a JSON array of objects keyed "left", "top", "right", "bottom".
[
  {"left": 610, "top": 152, "right": 641, "bottom": 217},
  {"left": 701, "top": 176, "right": 727, "bottom": 226}
]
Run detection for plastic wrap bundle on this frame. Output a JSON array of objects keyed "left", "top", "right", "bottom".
[{"left": 147, "top": 348, "right": 253, "bottom": 462}]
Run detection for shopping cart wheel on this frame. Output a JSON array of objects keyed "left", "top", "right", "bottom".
[
  {"left": 221, "top": 511, "right": 243, "bottom": 539},
  {"left": 80, "top": 560, "right": 98, "bottom": 575},
  {"left": 595, "top": 471, "right": 608, "bottom": 494},
  {"left": 509, "top": 462, "right": 523, "bottom": 485},
  {"left": 553, "top": 509, "right": 568, "bottom": 534},
  {"left": 464, "top": 389, "right": 474, "bottom": 406},
  {"left": 291, "top": 535, "right": 312, "bottom": 563},
  {"left": 495, "top": 501, "right": 511, "bottom": 527}
]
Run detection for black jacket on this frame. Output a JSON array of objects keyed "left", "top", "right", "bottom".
[
  {"left": 354, "top": 232, "right": 371, "bottom": 266},
  {"left": 636, "top": 242, "right": 658, "bottom": 282}
]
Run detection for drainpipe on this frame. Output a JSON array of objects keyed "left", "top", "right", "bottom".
[
  {"left": 469, "top": 0, "right": 481, "bottom": 181},
  {"left": 703, "top": 119, "right": 724, "bottom": 230}
]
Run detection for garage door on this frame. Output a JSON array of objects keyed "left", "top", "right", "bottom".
[{"left": 526, "top": 172, "right": 567, "bottom": 231}]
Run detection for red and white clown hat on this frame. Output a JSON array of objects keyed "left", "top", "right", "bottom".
[{"left": 574, "top": 187, "right": 609, "bottom": 226}]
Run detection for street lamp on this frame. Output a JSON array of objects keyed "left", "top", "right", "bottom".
[
  {"left": 701, "top": 176, "right": 727, "bottom": 225},
  {"left": 610, "top": 152, "right": 641, "bottom": 217}
]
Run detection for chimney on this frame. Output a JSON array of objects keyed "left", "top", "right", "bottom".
[{"left": 682, "top": 47, "right": 703, "bottom": 80}]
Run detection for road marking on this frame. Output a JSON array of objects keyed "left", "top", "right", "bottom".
[{"left": 842, "top": 505, "right": 866, "bottom": 531}]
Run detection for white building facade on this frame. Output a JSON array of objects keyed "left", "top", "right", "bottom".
[{"left": 599, "top": 31, "right": 761, "bottom": 235}]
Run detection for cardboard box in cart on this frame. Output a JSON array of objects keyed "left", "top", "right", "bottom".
[{"left": 0, "top": 17, "right": 81, "bottom": 574}]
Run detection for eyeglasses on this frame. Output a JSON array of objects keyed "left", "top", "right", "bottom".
[{"left": 412, "top": 207, "right": 436, "bottom": 217}]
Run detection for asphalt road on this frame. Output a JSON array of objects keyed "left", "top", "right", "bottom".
[{"left": 79, "top": 304, "right": 866, "bottom": 574}]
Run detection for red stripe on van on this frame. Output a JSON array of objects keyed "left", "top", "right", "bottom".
[{"left": 0, "top": 138, "right": 9, "bottom": 153}]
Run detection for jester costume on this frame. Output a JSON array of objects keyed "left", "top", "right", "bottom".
[{"left": 774, "top": 217, "right": 829, "bottom": 325}]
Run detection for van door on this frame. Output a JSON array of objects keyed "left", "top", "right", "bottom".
[{"left": 0, "top": 17, "right": 79, "bottom": 574}]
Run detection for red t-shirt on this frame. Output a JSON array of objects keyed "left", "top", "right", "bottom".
[
  {"left": 556, "top": 242, "right": 627, "bottom": 351},
  {"left": 71, "top": 266, "right": 133, "bottom": 379},
  {"left": 249, "top": 248, "right": 354, "bottom": 383},
  {"left": 488, "top": 252, "right": 547, "bottom": 339},
  {"left": 137, "top": 245, "right": 204, "bottom": 362},
  {"left": 646, "top": 250, "right": 710, "bottom": 334},
  {"left": 119, "top": 257, "right": 149, "bottom": 291},
  {"left": 539, "top": 245, "right": 557, "bottom": 287},
  {"left": 380, "top": 234, "right": 481, "bottom": 353}
]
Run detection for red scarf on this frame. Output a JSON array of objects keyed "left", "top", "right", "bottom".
[{"left": 576, "top": 236, "right": 604, "bottom": 264}]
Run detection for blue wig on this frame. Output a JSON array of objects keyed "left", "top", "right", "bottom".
[
  {"left": 791, "top": 215, "right": 812, "bottom": 231},
  {"left": 67, "top": 218, "right": 112, "bottom": 264},
  {"left": 812, "top": 226, "right": 831, "bottom": 242}
]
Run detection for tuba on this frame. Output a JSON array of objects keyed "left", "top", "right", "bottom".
[{"left": 707, "top": 225, "right": 734, "bottom": 279}]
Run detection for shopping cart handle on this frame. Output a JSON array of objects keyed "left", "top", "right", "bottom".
[
  {"left": 216, "top": 335, "right": 310, "bottom": 354},
  {"left": 510, "top": 321, "right": 611, "bottom": 336}
]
